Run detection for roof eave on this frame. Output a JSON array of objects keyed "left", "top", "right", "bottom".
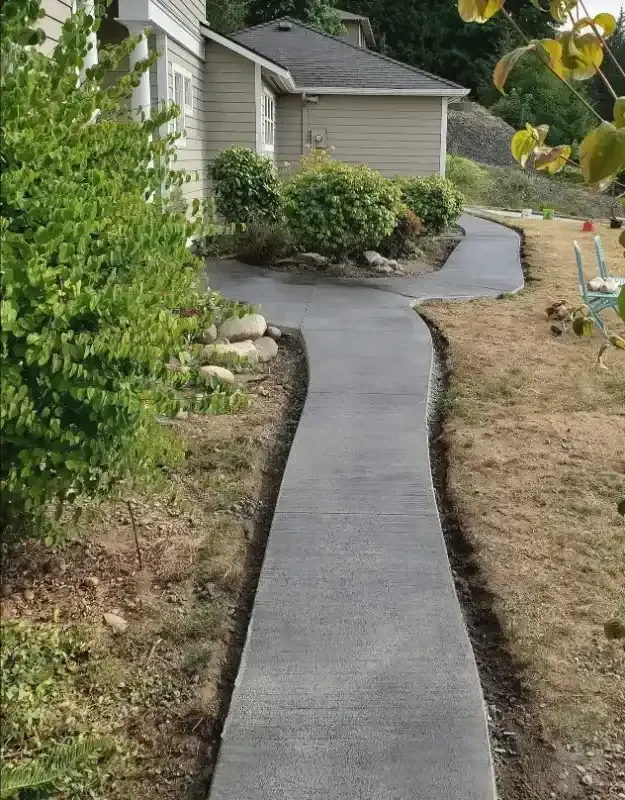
[
  {"left": 200, "top": 22, "right": 296, "bottom": 91},
  {"left": 297, "top": 86, "right": 471, "bottom": 97}
]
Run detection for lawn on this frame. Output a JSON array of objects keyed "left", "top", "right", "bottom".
[{"left": 425, "top": 220, "right": 625, "bottom": 799}]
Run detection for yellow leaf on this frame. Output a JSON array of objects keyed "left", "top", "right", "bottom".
[
  {"left": 458, "top": 0, "right": 504, "bottom": 23},
  {"left": 535, "top": 124, "right": 550, "bottom": 145},
  {"left": 593, "top": 13, "right": 617, "bottom": 37},
  {"left": 535, "top": 144, "right": 571, "bottom": 174},
  {"left": 493, "top": 44, "right": 536, "bottom": 92},
  {"left": 538, "top": 38, "right": 566, "bottom": 78},
  {"left": 614, "top": 97, "right": 625, "bottom": 129},
  {"left": 610, "top": 334, "right": 625, "bottom": 348},
  {"left": 511, "top": 128, "right": 538, "bottom": 168},
  {"left": 549, "top": 0, "right": 577, "bottom": 23},
  {"left": 579, "top": 122, "right": 625, "bottom": 183},
  {"left": 558, "top": 31, "right": 603, "bottom": 80}
]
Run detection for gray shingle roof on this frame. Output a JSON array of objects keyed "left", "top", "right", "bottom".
[{"left": 232, "top": 18, "right": 467, "bottom": 93}]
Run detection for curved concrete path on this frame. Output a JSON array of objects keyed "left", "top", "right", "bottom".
[{"left": 206, "top": 215, "right": 523, "bottom": 800}]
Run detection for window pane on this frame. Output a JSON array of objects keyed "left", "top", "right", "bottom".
[{"left": 184, "top": 77, "right": 192, "bottom": 110}]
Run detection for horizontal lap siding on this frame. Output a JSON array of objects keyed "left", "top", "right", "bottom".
[
  {"left": 160, "top": 0, "right": 204, "bottom": 36},
  {"left": 40, "top": 0, "right": 73, "bottom": 54},
  {"left": 168, "top": 38, "right": 207, "bottom": 202},
  {"left": 276, "top": 94, "right": 303, "bottom": 168},
  {"left": 205, "top": 42, "right": 257, "bottom": 170},
  {"left": 308, "top": 95, "right": 442, "bottom": 176}
]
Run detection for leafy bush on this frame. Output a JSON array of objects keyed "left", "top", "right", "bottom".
[
  {"left": 236, "top": 218, "right": 294, "bottom": 265},
  {"left": 283, "top": 158, "right": 403, "bottom": 257},
  {"left": 0, "top": 1, "right": 240, "bottom": 536},
  {"left": 210, "top": 146, "right": 282, "bottom": 223},
  {"left": 398, "top": 175, "right": 464, "bottom": 234},
  {"left": 445, "top": 154, "right": 493, "bottom": 203},
  {"left": 379, "top": 207, "right": 425, "bottom": 258}
]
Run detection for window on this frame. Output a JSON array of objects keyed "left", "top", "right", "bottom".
[
  {"left": 169, "top": 63, "right": 193, "bottom": 143},
  {"left": 261, "top": 90, "right": 275, "bottom": 153}
]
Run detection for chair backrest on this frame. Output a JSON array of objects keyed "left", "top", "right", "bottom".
[
  {"left": 573, "top": 240, "right": 588, "bottom": 299},
  {"left": 594, "top": 235, "right": 608, "bottom": 279}
]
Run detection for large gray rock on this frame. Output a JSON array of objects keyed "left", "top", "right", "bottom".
[
  {"left": 205, "top": 340, "right": 259, "bottom": 366},
  {"left": 298, "top": 252, "right": 329, "bottom": 268},
  {"left": 266, "top": 325, "right": 282, "bottom": 341},
  {"left": 364, "top": 250, "right": 385, "bottom": 267},
  {"left": 194, "top": 323, "right": 217, "bottom": 345},
  {"left": 254, "top": 336, "right": 279, "bottom": 363},
  {"left": 218, "top": 313, "right": 267, "bottom": 342},
  {"left": 199, "top": 365, "right": 236, "bottom": 384},
  {"left": 103, "top": 612, "right": 127, "bottom": 634},
  {"left": 373, "top": 263, "right": 394, "bottom": 275}
]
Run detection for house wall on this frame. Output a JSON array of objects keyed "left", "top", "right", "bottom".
[
  {"left": 167, "top": 37, "right": 208, "bottom": 202},
  {"left": 341, "top": 20, "right": 363, "bottom": 48},
  {"left": 204, "top": 41, "right": 258, "bottom": 169},
  {"left": 40, "top": 0, "right": 73, "bottom": 55},
  {"left": 280, "top": 94, "right": 444, "bottom": 177},
  {"left": 160, "top": 0, "right": 204, "bottom": 35}
]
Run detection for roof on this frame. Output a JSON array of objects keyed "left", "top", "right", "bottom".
[
  {"left": 232, "top": 18, "right": 468, "bottom": 96},
  {"left": 334, "top": 8, "right": 375, "bottom": 46}
]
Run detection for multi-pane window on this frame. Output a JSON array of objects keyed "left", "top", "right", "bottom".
[
  {"left": 261, "top": 90, "right": 275, "bottom": 153},
  {"left": 169, "top": 63, "right": 193, "bottom": 143}
]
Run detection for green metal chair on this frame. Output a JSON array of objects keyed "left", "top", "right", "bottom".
[
  {"left": 574, "top": 241, "right": 619, "bottom": 330},
  {"left": 594, "top": 235, "right": 625, "bottom": 287}
]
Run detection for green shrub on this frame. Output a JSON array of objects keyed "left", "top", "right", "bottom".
[
  {"left": 379, "top": 206, "right": 425, "bottom": 258},
  {"left": 0, "top": 1, "right": 235, "bottom": 536},
  {"left": 398, "top": 174, "right": 464, "bottom": 234},
  {"left": 283, "top": 159, "right": 402, "bottom": 257},
  {"left": 210, "top": 146, "right": 282, "bottom": 223},
  {"left": 445, "top": 155, "right": 493, "bottom": 203},
  {"left": 236, "top": 218, "right": 294, "bottom": 265}
]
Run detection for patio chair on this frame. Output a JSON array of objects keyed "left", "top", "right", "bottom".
[
  {"left": 574, "top": 241, "right": 620, "bottom": 330},
  {"left": 593, "top": 235, "right": 625, "bottom": 287}
]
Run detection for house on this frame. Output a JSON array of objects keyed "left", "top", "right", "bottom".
[{"left": 39, "top": 1, "right": 469, "bottom": 203}]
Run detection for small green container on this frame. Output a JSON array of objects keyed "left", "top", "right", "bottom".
[{"left": 543, "top": 208, "right": 554, "bottom": 220}]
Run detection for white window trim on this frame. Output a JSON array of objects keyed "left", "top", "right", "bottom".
[
  {"left": 261, "top": 89, "right": 275, "bottom": 155},
  {"left": 169, "top": 62, "right": 193, "bottom": 147}
]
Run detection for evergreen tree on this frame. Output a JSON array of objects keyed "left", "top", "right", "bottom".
[
  {"left": 246, "top": 0, "right": 345, "bottom": 34},
  {"left": 590, "top": 8, "right": 625, "bottom": 120}
]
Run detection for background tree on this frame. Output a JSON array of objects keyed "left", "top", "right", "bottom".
[
  {"left": 206, "top": 0, "right": 250, "bottom": 33},
  {"left": 246, "top": 0, "right": 345, "bottom": 34},
  {"left": 335, "top": 0, "right": 555, "bottom": 93},
  {"left": 589, "top": 7, "right": 625, "bottom": 120}
]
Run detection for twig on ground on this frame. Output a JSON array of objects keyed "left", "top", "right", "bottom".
[{"left": 127, "top": 500, "right": 143, "bottom": 571}]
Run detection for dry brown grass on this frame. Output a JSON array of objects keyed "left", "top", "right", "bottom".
[{"left": 427, "top": 221, "right": 624, "bottom": 758}]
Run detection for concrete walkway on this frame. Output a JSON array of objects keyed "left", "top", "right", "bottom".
[{"left": 205, "top": 215, "right": 523, "bottom": 800}]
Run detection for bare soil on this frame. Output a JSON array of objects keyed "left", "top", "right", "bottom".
[
  {"left": 0, "top": 337, "right": 307, "bottom": 799},
  {"left": 424, "top": 220, "right": 625, "bottom": 800}
]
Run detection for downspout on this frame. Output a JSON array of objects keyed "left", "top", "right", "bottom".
[{"left": 301, "top": 92, "right": 308, "bottom": 158}]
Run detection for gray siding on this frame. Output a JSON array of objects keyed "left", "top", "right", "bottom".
[
  {"left": 40, "top": 0, "right": 73, "bottom": 55},
  {"left": 168, "top": 38, "right": 208, "bottom": 202},
  {"left": 160, "top": 0, "right": 205, "bottom": 35},
  {"left": 276, "top": 94, "right": 303, "bottom": 169},
  {"left": 300, "top": 95, "right": 443, "bottom": 177},
  {"left": 204, "top": 41, "right": 258, "bottom": 169},
  {"left": 341, "top": 21, "right": 363, "bottom": 48}
]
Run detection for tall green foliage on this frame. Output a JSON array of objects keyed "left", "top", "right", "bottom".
[
  {"left": 205, "top": 0, "right": 250, "bottom": 34},
  {"left": 336, "top": 0, "right": 554, "bottom": 93},
  {"left": 0, "top": 0, "right": 207, "bottom": 536},
  {"left": 246, "top": 0, "right": 345, "bottom": 34}
]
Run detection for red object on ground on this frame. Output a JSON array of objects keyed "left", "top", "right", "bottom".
[{"left": 582, "top": 221, "right": 595, "bottom": 232}]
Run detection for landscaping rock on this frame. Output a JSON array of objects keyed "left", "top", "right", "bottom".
[
  {"left": 199, "top": 364, "right": 236, "bottom": 384},
  {"left": 217, "top": 313, "right": 267, "bottom": 342},
  {"left": 23, "top": 589, "right": 35, "bottom": 602},
  {"left": 386, "top": 259, "right": 399, "bottom": 269},
  {"left": 205, "top": 340, "right": 259, "bottom": 366},
  {"left": 194, "top": 323, "right": 217, "bottom": 344},
  {"left": 297, "top": 252, "right": 329, "bottom": 268},
  {"left": 103, "top": 612, "right": 128, "bottom": 633},
  {"left": 373, "top": 263, "right": 394, "bottom": 275},
  {"left": 587, "top": 277, "right": 604, "bottom": 291},
  {"left": 84, "top": 576, "right": 100, "bottom": 587},
  {"left": 254, "top": 336, "right": 279, "bottom": 363},
  {"left": 266, "top": 325, "right": 282, "bottom": 341},
  {"left": 364, "top": 250, "right": 385, "bottom": 267}
]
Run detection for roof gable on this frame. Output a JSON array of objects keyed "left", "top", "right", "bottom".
[{"left": 232, "top": 18, "right": 467, "bottom": 95}]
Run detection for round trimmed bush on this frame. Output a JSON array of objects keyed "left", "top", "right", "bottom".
[
  {"left": 210, "top": 146, "right": 282, "bottom": 223},
  {"left": 283, "top": 160, "right": 403, "bottom": 258},
  {"left": 398, "top": 175, "right": 464, "bottom": 234}
]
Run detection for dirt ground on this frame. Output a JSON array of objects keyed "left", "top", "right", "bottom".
[
  {"left": 425, "top": 220, "right": 625, "bottom": 800},
  {"left": 0, "top": 338, "right": 306, "bottom": 799}
]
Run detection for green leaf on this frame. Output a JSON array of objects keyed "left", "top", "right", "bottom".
[
  {"left": 579, "top": 122, "right": 625, "bottom": 183},
  {"left": 458, "top": 0, "right": 504, "bottom": 23},
  {"left": 511, "top": 128, "right": 538, "bottom": 168},
  {"left": 615, "top": 97, "right": 625, "bottom": 129},
  {"left": 573, "top": 316, "right": 594, "bottom": 337},
  {"left": 618, "top": 498, "right": 625, "bottom": 516},
  {"left": 550, "top": 0, "right": 578, "bottom": 23},
  {"left": 617, "top": 286, "right": 625, "bottom": 322},
  {"left": 493, "top": 44, "right": 536, "bottom": 92}
]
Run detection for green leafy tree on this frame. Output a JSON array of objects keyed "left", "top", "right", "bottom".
[
  {"left": 486, "top": 53, "right": 596, "bottom": 145},
  {"left": 246, "top": 0, "right": 346, "bottom": 34},
  {"left": 335, "top": 0, "right": 554, "bottom": 94},
  {"left": 590, "top": 8, "right": 625, "bottom": 120},
  {"left": 0, "top": 0, "right": 215, "bottom": 536},
  {"left": 206, "top": 0, "right": 250, "bottom": 34}
]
